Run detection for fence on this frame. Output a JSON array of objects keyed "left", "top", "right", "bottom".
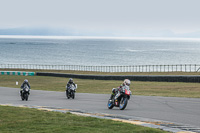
[{"left": 0, "top": 64, "right": 200, "bottom": 72}]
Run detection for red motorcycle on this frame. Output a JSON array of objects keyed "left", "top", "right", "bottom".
[{"left": 107, "top": 85, "right": 131, "bottom": 110}]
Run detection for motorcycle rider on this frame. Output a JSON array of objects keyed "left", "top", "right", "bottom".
[
  {"left": 110, "top": 79, "right": 131, "bottom": 102},
  {"left": 66, "top": 78, "right": 76, "bottom": 92},
  {"left": 20, "top": 79, "right": 31, "bottom": 95}
]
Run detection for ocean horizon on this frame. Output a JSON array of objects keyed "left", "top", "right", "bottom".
[
  {"left": 1, "top": 35, "right": 200, "bottom": 41},
  {"left": 0, "top": 35, "right": 200, "bottom": 66}
]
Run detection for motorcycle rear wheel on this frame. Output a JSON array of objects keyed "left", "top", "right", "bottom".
[{"left": 107, "top": 99, "right": 114, "bottom": 109}]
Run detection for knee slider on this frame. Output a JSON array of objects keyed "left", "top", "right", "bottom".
[{"left": 112, "top": 88, "right": 116, "bottom": 93}]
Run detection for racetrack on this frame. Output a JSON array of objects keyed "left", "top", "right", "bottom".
[{"left": 0, "top": 87, "right": 200, "bottom": 131}]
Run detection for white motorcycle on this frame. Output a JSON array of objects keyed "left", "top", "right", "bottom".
[
  {"left": 21, "top": 85, "right": 30, "bottom": 101},
  {"left": 66, "top": 84, "right": 77, "bottom": 99}
]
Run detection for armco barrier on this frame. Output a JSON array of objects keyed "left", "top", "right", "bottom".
[
  {"left": 36, "top": 72, "right": 200, "bottom": 83},
  {"left": 0, "top": 71, "right": 35, "bottom": 76},
  {"left": 1, "top": 64, "right": 200, "bottom": 72}
]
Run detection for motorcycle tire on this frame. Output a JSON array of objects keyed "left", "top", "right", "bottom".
[
  {"left": 21, "top": 95, "right": 24, "bottom": 101},
  {"left": 65, "top": 90, "right": 69, "bottom": 99},
  {"left": 107, "top": 99, "right": 114, "bottom": 109},
  {"left": 25, "top": 93, "right": 29, "bottom": 101},
  {"left": 119, "top": 97, "right": 128, "bottom": 110},
  {"left": 66, "top": 90, "right": 68, "bottom": 97},
  {"left": 72, "top": 91, "right": 75, "bottom": 99}
]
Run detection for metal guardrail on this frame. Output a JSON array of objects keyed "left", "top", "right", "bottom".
[{"left": 0, "top": 64, "right": 200, "bottom": 72}]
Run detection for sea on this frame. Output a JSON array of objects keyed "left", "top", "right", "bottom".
[{"left": 0, "top": 36, "right": 200, "bottom": 66}]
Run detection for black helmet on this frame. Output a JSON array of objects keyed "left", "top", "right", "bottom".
[{"left": 69, "top": 78, "right": 73, "bottom": 83}]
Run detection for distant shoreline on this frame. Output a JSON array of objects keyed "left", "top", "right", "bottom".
[{"left": 1, "top": 35, "right": 200, "bottom": 41}]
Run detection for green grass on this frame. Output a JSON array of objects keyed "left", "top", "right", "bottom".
[
  {"left": 0, "top": 106, "right": 168, "bottom": 133},
  {"left": 1, "top": 75, "right": 200, "bottom": 98}
]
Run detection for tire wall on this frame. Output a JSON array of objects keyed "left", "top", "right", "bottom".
[{"left": 36, "top": 72, "right": 200, "bottom": 83}]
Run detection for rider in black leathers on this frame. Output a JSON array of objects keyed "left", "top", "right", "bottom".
[
  {"left": 110, "top": 79, "right": 131, "bottom": 102},
  {"left": 20, "top": 79, "right": 31, "bottom": 95},
  {"left": 66, "top": 78, "right": 76, "bottom": 91}
]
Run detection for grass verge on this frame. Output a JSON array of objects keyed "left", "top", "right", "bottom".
[
  {"left": 0, "top": 106, "right": 168, "bottom": 133},
  {"left": 1, "top": 75, "right": 200, "bottom": 98}
]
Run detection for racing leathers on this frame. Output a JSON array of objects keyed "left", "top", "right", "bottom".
[
  {"left": 110, "top": 84, "right": 125, "bottom": 102},
  {"left": 20, "top": 81, "right": 31, "bottom": 95},
  {"left": 66, "top": 82, "right": 76, "bottom": 92}
]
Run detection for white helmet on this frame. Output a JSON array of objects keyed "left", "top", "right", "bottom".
[{"left": 124, "top": 79, "right": 131, "bottom": 86}]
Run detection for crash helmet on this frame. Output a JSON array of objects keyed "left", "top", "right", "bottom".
[
  {"left": 24, "top": 79, "right": 28, "bottom": 83},
  {"left": 123, "top": 79, "right": 131, "bottom": 86},
  {"left": 69, "top": 78, "right": 73, "bottom": 83}
]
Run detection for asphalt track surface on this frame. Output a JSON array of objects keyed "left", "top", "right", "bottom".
[{"left": 0, "top": 87, "right": 200, "bottom": 128}]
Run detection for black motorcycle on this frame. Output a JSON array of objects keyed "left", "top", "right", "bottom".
[
  {"left": 107, "top": 85, "right": 131, "bottom": 110},
  {"left": 21, "top": 86, "right": 30, "bottom": 101},
  {"left": 66, "top": 84, "right": 76, "bottom": 99}
]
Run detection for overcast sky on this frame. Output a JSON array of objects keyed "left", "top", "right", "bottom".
[{"left": 0, "top": 0, "right": 200, "bottom": 37}]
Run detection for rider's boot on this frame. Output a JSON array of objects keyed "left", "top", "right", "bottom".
[
  {"left": 114, "top": 93, "right": 120, "bottom": 105},
  {"left": 109, "top": 93, "right": 115, "bottom": 103}
]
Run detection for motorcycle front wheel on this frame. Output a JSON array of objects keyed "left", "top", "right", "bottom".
[
  {"left": 21, "top": 95, "right": 24, "bottom": 101},
  {"left": 71, "top": 91, "right": 75, "bottom": 99},
  {"left": 119, "top": 97, "right": 128, "bottom": 110},
  {"left": 25, "top": 93, "right": 29, "bottom": 101},
  {"left": 66, "top": 90, "right": 70, "bottom": 99}
]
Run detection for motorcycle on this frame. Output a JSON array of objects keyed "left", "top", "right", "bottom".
[
  {"left": 107, "top": 85, "right": 131, "bottom": 110},
  {"left": 21, "top": 86, "right": 30, "bottom": 101},
  {"left": 66, "top": 84, "right": 77, "bottom": 99}
]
